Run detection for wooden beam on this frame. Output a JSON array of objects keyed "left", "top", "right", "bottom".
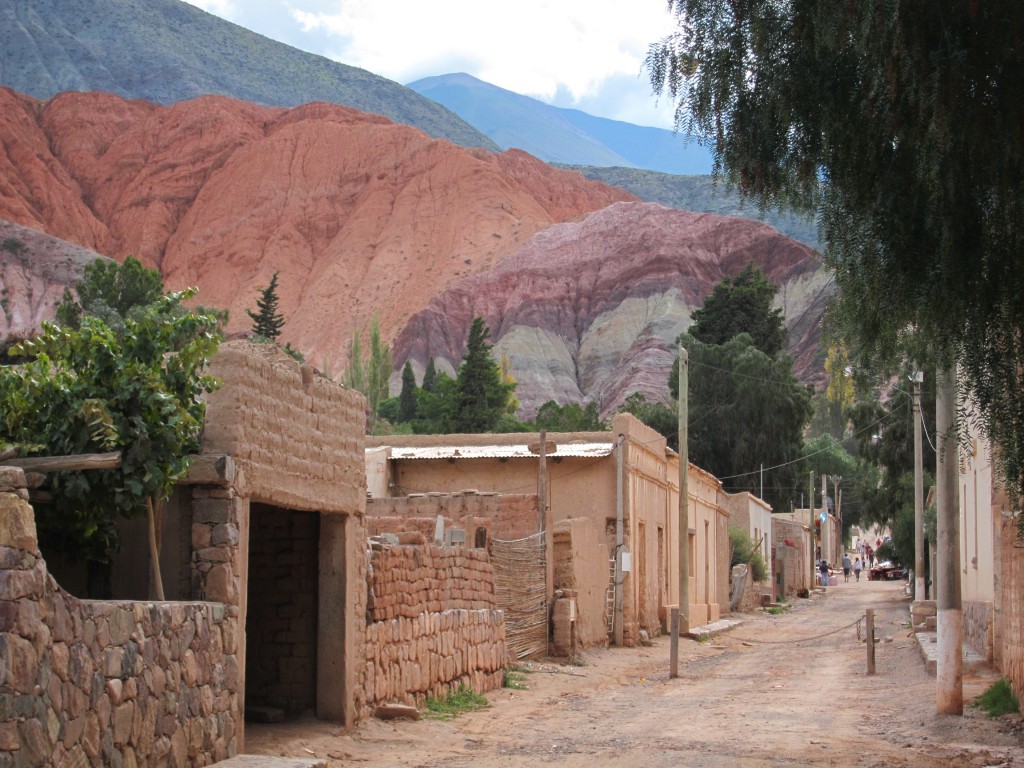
[{"left": 4, "top": 452, "right": 122, "bottom": 472}]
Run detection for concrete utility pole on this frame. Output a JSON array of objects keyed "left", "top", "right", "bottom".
[
  {"left": 935, "top": 366, "right": 963, "bottom": 715},
  {"left": 809, "top": 471, "right": 815, "bottom": 591},
  {"left": 671, "top": 346, "right": 690, "bottom": 677},
  {"left": 912, "top": 373, "right": 926, "bottom": 601}
]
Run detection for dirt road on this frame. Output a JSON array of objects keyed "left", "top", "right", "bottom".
[{"left": 246, "top": 580, "right": 1024, "bottom": 767}]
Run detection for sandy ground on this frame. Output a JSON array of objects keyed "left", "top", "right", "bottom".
[{"left": 245, "top": 580, "right": 1024, "bottom": 767}]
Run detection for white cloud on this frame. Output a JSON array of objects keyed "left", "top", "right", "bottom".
[
  {"left": 182, "top": 0, "right": 680, "bottom": 128},
  {"left": 291, "top": 0, "right": 678, "bottom": 126},
  {"left": 183, "top": 0, "right": 240, "bottom": 19}
]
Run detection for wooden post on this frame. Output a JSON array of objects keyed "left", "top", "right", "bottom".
[
  {"left": 538, "top": 430, "right": 553, "bottom": 623},
  {"left": 913, "top": 375, "right": 926, "bottom": 601},
  {"left": 866, "top": 608, "right": 876, "bottom": 675},
  {"left": 669, "top": 608, "right": 680, "bottom": 678}
]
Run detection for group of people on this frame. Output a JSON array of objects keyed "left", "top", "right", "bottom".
[{"left": 818, "top": 554, "right": 864, "bottom": 585}]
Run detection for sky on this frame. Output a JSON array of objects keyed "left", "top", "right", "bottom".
[{"left": 181, "top": 0, "right": 681, "bottom": 129}]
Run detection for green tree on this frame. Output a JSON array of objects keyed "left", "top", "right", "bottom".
[
  {"left": 671, "top": 333, "right": 812, "bottom": 511},
  {"left": 0, "top": 289, "right": 222, "bottom": 597},
  {"left": 452, "top": 318, "right": 515, "bottom": 433},
  {"left": 617, "top": 393, "right": 678, "bottom": 449},
  {"left": 398, "top": 361, "right": 418, "bottom": 422},
  {"left": 647, "top": 2, "right": 1024, "bottom": 505},
  {"left": 56, "top": 256, "right": 163, "bottom": 332},
  {"left": 535, "top": 401, "right": 607, "bottom": 432},
  {"left": 367, "top": 317, "right": 392, "bottom": 422},
  {"left": 421, "top": 358, "right": 438, "bottom": 393},
  {"left": 689, "top": 263, "right": 786, "bottom": 357},
  {"left": 246, "top": 272, "right": 285, "bottom": 340}
]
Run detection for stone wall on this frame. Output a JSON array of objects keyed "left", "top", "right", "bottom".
[
  {"left": 772, "top": 519, "right": 808, "bottom": 598},
  {"left": 360, "top": 543, "right": 506, "bottom": 717},
  {"left": 367, "top": 493, "right": 539, "bottom": 542},
  {"left": 0, "top": 468, "right": 240, "bottom": 767}
]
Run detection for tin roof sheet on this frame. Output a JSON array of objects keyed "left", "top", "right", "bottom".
[{"left": 387, "top": 443, "right": 613, "bottom": 460}]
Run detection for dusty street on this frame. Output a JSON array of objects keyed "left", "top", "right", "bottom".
[{"left": 246, "top": 580, "right": 1024, "bottom": 767}]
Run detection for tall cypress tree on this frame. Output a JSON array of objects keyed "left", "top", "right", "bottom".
[
  {"left": 398, "top": 361, "right": 418, "bottom": 422},
  {"left": 453, "top": 318, "right": 514, "bottom": 433},
  {"left": 247, "top": 272, "right": 285, "bottom": 340},
  {"left": 421, "top": 358, "right": 438, "bottom": 393}
]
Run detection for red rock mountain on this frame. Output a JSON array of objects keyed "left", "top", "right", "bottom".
[
  {"left": 0, "top": 88, "right": 633, "bottom": 370},
  {"left": 393, "top": 202, "right": 832, "bottom": 417}
]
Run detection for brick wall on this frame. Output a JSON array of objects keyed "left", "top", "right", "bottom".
[
  {"left": 367, "top": 493, "right": 538, "bottom": 542},
  {"left": 0, "top": 469, "right": 240, "bottom": 767},
  {"left": 999, "top": 515, "right": 1024, "bottom": 700},
  {"left": 553, "top": 518, "right": 609, "bottom": 648},
  {"left": 360, "top": 543, "right": 506, "bottom": 716}
]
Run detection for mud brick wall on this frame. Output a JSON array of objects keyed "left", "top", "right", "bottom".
[
  {"left": 553, "top": 518, "right": 610, "bottom": 648},
  {"left": 0, "top": 469, "right": 240, "bottom": 768},
  {"left": 963, "top": 600, "right": 993, "bottom": 662},
  {"left": 999, "top": 514, "right": 1024, "bottom": 700},
  {"left": 367, "top": 493, "right": 539, "bottom": 542},
  {"left": 201, "top": 342, "right": 365, "bottom": 515},
  {"left": 366, "top": 546, "right": 497, "bottom": 621},
  {"left": 360, "top": 544, "right": 506, "bottom": 716}
]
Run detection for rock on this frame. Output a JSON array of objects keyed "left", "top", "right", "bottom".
[
  {"left": 393, "top": 202, "right": 828, "bottom": 417},
  {"left": 0, "top": 89, "right": 629, "bottom": 368},
  {"left": 374, "top": 704, "right": 421, "bottom": 721}
]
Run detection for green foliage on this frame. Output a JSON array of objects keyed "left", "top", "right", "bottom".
[
  {"left": 689, "top": 263, "right": 786, "bottom": 357},
  {"left": 55, "top": 256, "right": 164, "bottom": 332},
  {"left": 421, "top": 358, "right": 438, "bottom": 393},
  {"left": 672, "top": 334, "right": 812, "bottom": 511},
  {"left": 647, "top": 0, "right": 1024, "bottom": 512},
  {"left": 452, "top": 318, "right": 515, "bottom": 433},
  {"left": 2, "top": 238, "right": 26, "bottom": 255},
  {"left": 502, "top": 667, "right": 529, "bottom": 690},
  {"left": 246, "top": 272, "right": 285, "bottom": 341},
  {"left": 534, "top": 400, "right": 607, "bottom": 432},
  {"left": 976, "top": 679, "right": 1020, "bottom": 717},
  {"left": 617, "top": 393, "right": 679, "bottom": 450},
  {"left": 729, "top": 527, "right": 768, "bottom": 583},
  {"left": 342, "top": 316, "right": 392, "bottom": 426},
  {"left": 424, "top": 685, "right": 490, "bottom": 720},
  {"left": 398, "top": 361, "right": 418, "bottom": 422},
  {"left": 0, "top": 289, "right": 222, "bottom": 567}
]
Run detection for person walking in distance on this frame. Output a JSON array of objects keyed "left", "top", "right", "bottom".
[
  {"left": 841, "top": 553, "right": 852, "bottom": 583},
  {"left": 819, "top": 559, "right": 830, "bottom": 588},
  {"left": 853, "top": 557, "right": 863, "bottom": 582}
]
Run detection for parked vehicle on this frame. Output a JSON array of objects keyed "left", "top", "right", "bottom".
[{"left": 867, "top": 561, "right": 907, "bottom": 581}]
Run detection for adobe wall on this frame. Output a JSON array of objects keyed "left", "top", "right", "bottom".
[
  {"left": 0, "top": 468, "right": 240, "bottom": 767},
  {"left": 553, "top": 518, "right": 610, "bottom": 648},
  {"left": 772, "top": 518, "right": 809, "bottom": 597},
  {"left": 361, "top": 544, "right": 506, "bottom": 716},
  {"left": 200, "top": 342, "right": 365, "bottom": 514},
  {"left": 366, "top": 492, "right": 539, "bottom": 542},
  {"left": 998, "top": 512, "right": 1024, "bottom": 701}
]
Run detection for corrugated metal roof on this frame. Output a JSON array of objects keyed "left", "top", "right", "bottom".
[{"left": 387, "top": 443, "right": 613, "bottom": 460}]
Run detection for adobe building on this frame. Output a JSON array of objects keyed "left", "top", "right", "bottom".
[
  {"left": 366, "top": 413, "right": 730, "bottom": 648},
  {"left": 0, "top": 341, "right": 369, "bottom": 765}
]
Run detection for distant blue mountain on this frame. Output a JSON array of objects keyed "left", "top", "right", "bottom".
[{"left": 407, "top": 73, "right": 713, "bottom": 175}]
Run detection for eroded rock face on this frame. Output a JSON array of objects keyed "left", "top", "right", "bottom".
[
  {"left": 393, "top": 202, "right": 832, "bottom": 417},
  {"left": 0, "top": 88, "right": 634, "bottom": 369},
  {"left": 0, "top": 219, "right": 107, "bottom": 344}
]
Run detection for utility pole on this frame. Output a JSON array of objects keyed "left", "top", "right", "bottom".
[
  {"left": 936, "top": 366, "right": 963, "bottom": 715},
  {"left": 912, "top": 373, "right": 926, "bottom": 602},
  {"left": 821, "top": 474, "right": 829, "bottom": 565},
  {"left": 809, "top": 470, "right": 815, "bottom": 591},
  {"left": 671, "top": 346, "right": 689, "bottom": 677},
  {"left": 538, "top": 429, "right": 553, "bottom": 616}
]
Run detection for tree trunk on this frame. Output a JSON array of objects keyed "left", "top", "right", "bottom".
[{"left": 147, "top": 496, "right": 166, "bottom": 601}]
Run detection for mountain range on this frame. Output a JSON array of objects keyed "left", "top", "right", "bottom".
[
  {"left": 407, "top": 73, "right": 713, "bottom": 175},
  {"left": 0, "top": 0, "right": 832, "bottom": 418}
]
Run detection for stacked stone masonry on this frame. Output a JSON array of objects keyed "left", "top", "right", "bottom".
[
  {"left": 0, "top": 469, "right": 240, "bottom": 768},
  {"left": 361, "top": 543, "right": 507, "bottom": 717}
]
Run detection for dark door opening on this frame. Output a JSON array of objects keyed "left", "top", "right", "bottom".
[{"left": 245, "top": 504, "right": 319, "bottom": 718}]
